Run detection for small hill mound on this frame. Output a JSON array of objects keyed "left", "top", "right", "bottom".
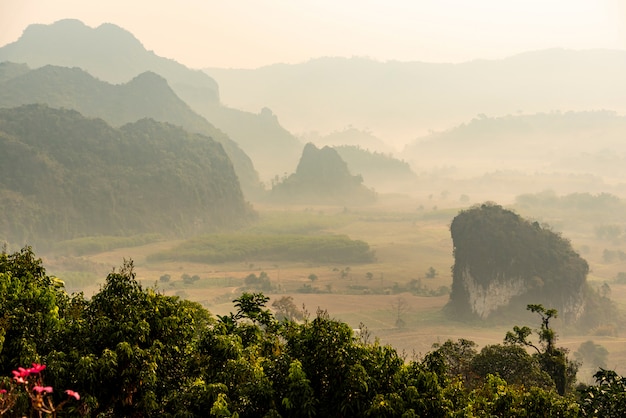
[
  {"left": 270, "top": 143, "right": 376, "bottom": 205},
  {"left": 447, "top": 203, "right": 589, "bottom": 323},
  {"left": 0, "top": 105, "right": 254, "bottom": 247}
]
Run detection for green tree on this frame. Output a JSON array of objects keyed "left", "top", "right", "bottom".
[
  {"left": 580, "top": 369, "right": 626, "bottom": 417},
  {"left": 471, "top": 344, "right": 553, "bottom": 389},
  {"left": 505, "top": 304, "right": 578, "bottom": 395},
  {"left": 427, "top": 338, "right": 477, "bottom": 385},
  {"left": 425, "top": 267, "right": 438, "bottom": 279},
  {"left": 0, "top": 247, "right": 68, "bottom": 374},
  {"left": 272, "top": 296, "right": 304, "bottom": 322},
  {"left": 281, "top": 359, "right": 316, "bottom": 417}
]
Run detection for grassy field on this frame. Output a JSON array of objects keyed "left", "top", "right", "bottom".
[{"left": 43, "top": 195, "right": 626, "bottom": 383}]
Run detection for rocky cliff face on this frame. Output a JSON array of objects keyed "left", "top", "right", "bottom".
[
  {"left": 462, "top": 268, "right": 527, "bottom": 319},
  {"left": 447, "top": 204, "right": 588, "bottom": 323},
  {"left": 457, "top": 265, "right": 586, "bottom": 321}
]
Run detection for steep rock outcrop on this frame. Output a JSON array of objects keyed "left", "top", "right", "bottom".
[
  {"left": 270, "top": 143, "right": 376, "bottom": 205},
  {"left": 447, "top": 203, "right": 588, "bottom": 323}
]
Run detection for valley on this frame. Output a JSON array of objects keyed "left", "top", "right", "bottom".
[{"left": 41, "top": 195, "right": 626, "bottom": 383}]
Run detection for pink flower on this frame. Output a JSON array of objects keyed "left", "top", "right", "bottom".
[
  {"left": 13, "top": 376, "right": 25, "bottom": 384},
  {"left": 65, "top": 390, "right": 80, "bottom": 400},
  {"left": 32, "top": 385, "right": 53, "bottom": 394},
  {"left": 0, "top": 389, "right": 6, "bottom": 395},
  {"left": 12, "top": 367, "right": 29, "bottom": 379},
  {"left": 29, "top": 363, "right": 46, "bottom": 374}
]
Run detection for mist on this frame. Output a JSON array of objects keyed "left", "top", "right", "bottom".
[{"left": 1, "top": 9, "right": 626, "bottom": 412}]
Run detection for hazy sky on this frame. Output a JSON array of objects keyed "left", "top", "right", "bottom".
[{"left": 1, "top": 0, "right": 624, "bottom": 69}]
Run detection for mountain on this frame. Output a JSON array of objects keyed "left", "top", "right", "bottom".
[
  {"left": 0, "top": 105, "right": 255, "bottom": 246},
  {"left": 401, "top": 111, "right": 626, "bottom": 181},
  {"left": 197, "top": 105, "right": 303, "bottom": 182},
  {"left": 270, "top": 143, "right": 376, "bottom": 205},
  {"left": 0, "top": 61, "right": 29, "bottom": 83},
  {"left": 0, "top": 62, "right": 262, "bottom": 197},
  {"left": 0, "top": 19, "right": 219, "bottom": 106},
  {"left": 0, "top": 19, "right": 303, "bottom": 181},
  {"left": 447, "top": 203, "right": 589, "bottom": 324},
  {"left": 333, "top": 145, "right": 418, "bottom": 193},
  {"left": 205, "top": 51, "right": 626, "bottom": 147},
  {"left": 301, "top": 127, "right": 395, "bottom": 154}
]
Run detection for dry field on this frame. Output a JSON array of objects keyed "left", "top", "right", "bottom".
[{"left": 44, "top": 195, "right": 626, "bottom": 382}]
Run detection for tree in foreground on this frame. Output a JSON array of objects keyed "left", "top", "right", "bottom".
[
  {"left": 505, "top": 304, "right": 579, "bottom": 395},
  {"left": 2, "top": 247, "right": 625, "bottom": 417}
]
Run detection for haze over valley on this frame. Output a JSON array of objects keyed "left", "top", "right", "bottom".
[{"left": 1, "top": 4, "right": 626, "bottom": 414}]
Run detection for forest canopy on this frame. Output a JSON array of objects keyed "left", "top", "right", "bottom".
[{"left": 0, "top": 105, "right": 254, "bottom": 247}]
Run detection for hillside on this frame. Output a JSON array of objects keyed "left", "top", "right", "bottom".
[
  {"left": 205, "top": 51, "right": 626, "bottom": 146},
  {"left": 0, "top": 105, "right": 254, "bottom": 247},
  {"left": 0, "top": 19, "right": 303, "bottom": 181},
  {"left": 271, "top": 143, "right": 377, "bottom": 205},
  {"left": 0, "top": 62, "right": 262, "bottom": 197}
]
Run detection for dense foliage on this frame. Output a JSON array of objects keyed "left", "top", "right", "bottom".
[
  {"left": 448, "top": 203, "right": 589, "bottom": 322},
  {"left": 1, "top": 247, "right": 624, "bottom": 417},
  {"left": 0, "top": 105, "right": 254, "bottom": 247},
  {"left": 147, "top": 233, "right": 375, "bottom": 264}
]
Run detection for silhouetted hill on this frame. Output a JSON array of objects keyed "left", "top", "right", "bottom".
[
  {"left": 0, "top": 61, "right": 29, "bottom": 83},
  {"left": 199, "top": 106, "right": 303, "bottom": 182},
  {"left": 333, "top": 145, "right": 417, "bottom": 193},
  {"left": 0, "top": 19, "right": 303, "bottom": 181},
  {"left": 0, "top": 19, "right": 219, "bottom": 105},
  {"left": 271, "top": 143, "right": 376, "bottom": 205},
  {"left": 302, "top": 127, "right": 394, "bottom": 154},
  {"left": 205, "top": 51, "right": 626, "bottom": 147},
  {"left": 0, "top": 63, "right": 262, "bottom": 197},
  {"left": 0, "top": 105, "right": 254, "bottom": 247},
  {"left": 401, "top": 111, "right": 626, "bottom": 181}
]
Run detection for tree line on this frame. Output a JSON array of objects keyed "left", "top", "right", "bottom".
[{"left": 0, "top": 247, "right": 623, "bottom": 417}]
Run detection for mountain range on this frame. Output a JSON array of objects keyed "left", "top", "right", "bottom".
[
  {"left": 0, "top": 62, "right": 261, "bottom": 197},
  {"left": 206, "top": 51, "right": 626, "bottom": 148},
  {"left": 3, "top": 19, "right": 626, "bottom": 206},
  {"left": 0, "top": 19, "right": 303, "bottom": 181}
]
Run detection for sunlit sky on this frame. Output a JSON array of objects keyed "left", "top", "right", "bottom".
[{"left": 1, "top": 0, "right": 624, "bottom": 69}]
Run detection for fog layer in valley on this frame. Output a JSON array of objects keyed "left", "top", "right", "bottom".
[{"left": 2, "top": 19, "right": 626, "bottom": 401}]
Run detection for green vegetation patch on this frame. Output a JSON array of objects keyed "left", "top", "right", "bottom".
[{"left": 148, "top": 233, "right": 374, "bottom": 264}]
